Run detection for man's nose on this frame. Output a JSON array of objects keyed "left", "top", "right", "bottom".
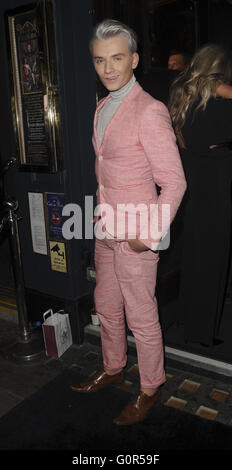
[{"left": 104, "top": 60, "right": 114, "bottom": 74}]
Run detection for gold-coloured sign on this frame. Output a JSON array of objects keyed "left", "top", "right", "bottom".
[{"left": 7, "top": 0, "right": 63, "bottom": 172}]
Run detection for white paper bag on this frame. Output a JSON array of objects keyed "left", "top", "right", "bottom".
[{"left": 42, "top": 309, "right": 72, "bottom": 358}]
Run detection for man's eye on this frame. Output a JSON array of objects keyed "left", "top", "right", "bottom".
[
  {"left": 114, "top": 57, "right": 121, "bottom": 61},
  {"left": 96, "top": 59, "right": 104, "bottom": 64}
]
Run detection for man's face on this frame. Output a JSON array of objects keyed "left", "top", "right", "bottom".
[
  {"left": 92, "top": 35, "right": 139, "bottom": 91},
  {"left": 168, "top": 54, "right": 185, "bottom": 71}
]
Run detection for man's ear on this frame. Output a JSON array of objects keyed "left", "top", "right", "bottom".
[{"left": 132, "top": 52, "right": 139, "bottom": 70}]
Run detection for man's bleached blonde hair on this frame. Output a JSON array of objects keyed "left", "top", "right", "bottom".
[
  {"left": 90, "top": 19, "right": 138, "bottom": 55},
  {"left": 169, "top": 43, "right": 232, "bottom": 128}
]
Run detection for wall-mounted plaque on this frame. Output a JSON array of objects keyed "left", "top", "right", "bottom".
[{"left": 7, "top": 1, "right": 63, "bottom": 172}]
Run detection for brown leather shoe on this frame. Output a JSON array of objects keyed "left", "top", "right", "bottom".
[
  {"left": 113, "top": 389, "right": 160, "bottom": 425},
  {"left": 71, "top": 369, "right": 124, "bottom": 393}
]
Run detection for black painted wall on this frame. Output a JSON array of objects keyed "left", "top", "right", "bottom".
[{"left": 0, "top": 0, "right": 96, "bottom": 304}]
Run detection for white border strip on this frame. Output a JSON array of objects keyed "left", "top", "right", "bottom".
[
  {"left": 164, "top": 346, "right": 232, "bottom": 377},
  {"left": 85, "top": 324, "right": 232, "bottom": 377}
]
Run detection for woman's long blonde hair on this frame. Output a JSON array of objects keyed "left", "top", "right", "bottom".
[{"left": 169, "top": 43, "right": 232, "bottom": 129}]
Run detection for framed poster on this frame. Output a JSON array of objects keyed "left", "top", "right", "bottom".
[
  {"left": 45, "top": 192, "right": 65, "bottom": 241},
  {"left": 6, "top": 1, "right": 63, "bottom": 172}
]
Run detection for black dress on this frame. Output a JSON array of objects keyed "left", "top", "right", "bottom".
[{"left": 178, "top": 97, "right": 232, "bottom": 346}]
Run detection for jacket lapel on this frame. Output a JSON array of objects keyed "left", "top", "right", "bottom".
[
  {"left": 93, "top": 82, "right": 142, "bottom": 152},
  {"left": 93, "top": 94, "right": 110, "bottom": 152}
]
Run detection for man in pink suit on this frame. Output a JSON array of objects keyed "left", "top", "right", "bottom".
[{"left": 71, "top": 19, "right": 186, "bottom": 425}]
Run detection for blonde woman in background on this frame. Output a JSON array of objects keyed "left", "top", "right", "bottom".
[{"left": 169, "top": 43, "right": 232, "bottom": 347}]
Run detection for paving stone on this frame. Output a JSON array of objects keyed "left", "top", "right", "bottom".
[
  {"left": 166, "top": 373, "right": 174, "bottom": 381},
  {"left": 179, "top": 379, "right": 200, "bottom": 393},
  {"left": 165, "top": 396, "right": 187, "bottom": 410},
  {"left": 196, "top": 406, "right": 218, "bottom": 420},
  {"left": 209, "top": 388, "right": 229, "bottom": 402},
  {"left": 116, "top": 380, "right": 134, "bottom": 392},
  {"left": 127, "top": 363, "right": 139, "bottom": 375}
]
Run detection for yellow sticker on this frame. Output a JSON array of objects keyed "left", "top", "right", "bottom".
[{"left": 49, "top": 241, "right": 67, "bottom": 273}]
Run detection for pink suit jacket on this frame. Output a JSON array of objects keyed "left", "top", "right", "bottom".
[{"left": 92, "top": 81, "right": 187, "bottom": 250}]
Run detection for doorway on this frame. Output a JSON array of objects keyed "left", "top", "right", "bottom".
[{"left": 92, "top": 0, "right": 232, "bottom": 364}]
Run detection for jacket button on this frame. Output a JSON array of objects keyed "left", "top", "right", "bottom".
[
  {"left": 98, "top": 155, "right": 103, "bottom": 160},
  {"left": 100, "top": 184, "right": 104, "bottom": 190}
]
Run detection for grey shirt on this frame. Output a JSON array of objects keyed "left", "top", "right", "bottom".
[{"left": 97, "top": 74, "right": 136, "bottom": 146}]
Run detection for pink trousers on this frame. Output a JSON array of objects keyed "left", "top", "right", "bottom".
[{"left": 94, "top": 237, "right": 166, "bottom": 389}]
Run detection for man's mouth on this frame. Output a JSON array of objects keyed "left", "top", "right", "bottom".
[{"left": 105, "top": 76, "right": 119, "bottom": 81}]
